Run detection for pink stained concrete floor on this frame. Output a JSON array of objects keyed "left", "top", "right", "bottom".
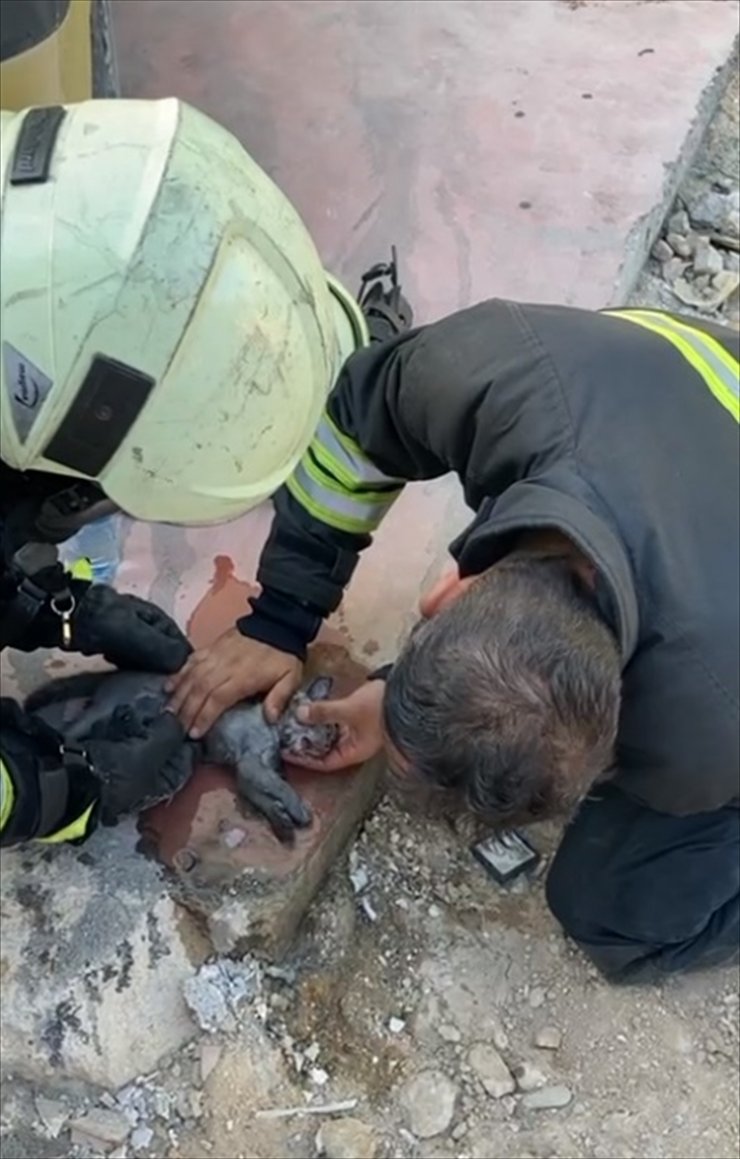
[
  {"left": 6, "top": 0, "right": 735, "bottom": 700},
  {"left": 102, "top": 0, "right": 738, "bottom": 664}
]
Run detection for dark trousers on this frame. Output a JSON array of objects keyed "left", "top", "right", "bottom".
[{"left": 545, "top": 784, "right": 740, "bottom": 981}]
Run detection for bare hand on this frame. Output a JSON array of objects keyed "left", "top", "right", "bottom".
[
  {"left": 286, "top": 680, "right": 385, "bottom": 773},
  {"left": 166, "top": 629, "right": 303, "bottom": 738}
]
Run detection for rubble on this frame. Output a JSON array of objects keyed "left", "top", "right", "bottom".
[
  {"left": 316, "top": 1117, "right": 379, "bottom": 1159},
  {"left": 34, "top": 1095, "right": 71, "bottom": 1139},
  {"left": 183, "top": 957, "right": 261, "bottom": 1034},
  {"left": 631, "top": 68, "right": 739, "bottom": 329},
  {"left": 520, "top": 1084, "right": 573, "bottom": 1111},
  {"left": 467, "top": 1043, "right": 516, "bottom": 1099},
  {"left": 68, "top": 1107, "right": 130, "bottom": 1149},
  {"left": 533, "top": 1026, "right": 563, "bottom": 1051},
  {"left": 199, "top": 1042, "right": 222, "bottom": 1084},
  {"left": 400, "top": 1069, "right": 459, "bottom": 1138},
  {"left": 513, "top": 1060, "right": 549, "bottom": 1092}
]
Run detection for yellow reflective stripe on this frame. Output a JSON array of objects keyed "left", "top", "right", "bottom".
[
  {"left": 0, "top": 761, "right": 15, "bottom": 832},
  {"left": 67, "top": 557, "right": 94, "bottom": 581},
  {"left": 286, "top": 410, "right": 405, "bottom": 533},
  {"left": 606, "top": 309, "right": 739, "bottom": 423},
  {"left": 624, "top": 309, "right": 739, "bottom": 406},
  {"left": 286, "top": 465, "right": 401, "bottom": 534},
  {"left": 303, "top": 448, "right": 401, "bottom": 506},
  {"left": 38, "top": 802, "right": 96, "bottom": 845}
]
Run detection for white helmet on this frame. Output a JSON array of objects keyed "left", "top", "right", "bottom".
[{"left": 0, "top": 99, "right": 366, "bottom": 525}]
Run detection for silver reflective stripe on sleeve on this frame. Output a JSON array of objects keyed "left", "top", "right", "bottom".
[{"left": 285, "top": 412, "right": 405, "bottom": 534}]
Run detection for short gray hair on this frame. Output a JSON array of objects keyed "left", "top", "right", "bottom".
[{"left": 383, "top": 555, "right": 621, "bottom": 830}]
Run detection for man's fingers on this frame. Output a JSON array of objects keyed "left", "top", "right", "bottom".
[
  {"left": 165, "top": 652, "right": 199, "bottom": 695},
  {"left": 295, "top": 698, "right": 346, "bottom": 727},
  {"left": 263, "top": 672, "right": 299, "bottom": 723},
  {"left": 188, "top": 683, "right": 241, "bottom": 739}
]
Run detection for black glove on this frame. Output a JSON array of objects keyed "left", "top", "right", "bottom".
[
  {"left": 73, "top": 585, "right": 192, "bottom": 674},
  {"left": 85, "top": 705, "right": 195, "bottom": 824}
]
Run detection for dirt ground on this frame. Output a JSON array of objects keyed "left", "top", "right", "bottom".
[{"left": 2, "top": 42, "right": 739, "bottom": 1159}]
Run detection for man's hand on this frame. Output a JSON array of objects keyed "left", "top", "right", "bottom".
[
  {"left": 166, "top": 629, "right": 303, "bottom": 738},
  {"left": 73, "top": 585, "right": 191, "bottom": 674},
  {"left": 285, "top": 679, "right": 386, "bottom": 773},
  {"left": 85, "top": 707, "right": 194, "bottom": 823}
]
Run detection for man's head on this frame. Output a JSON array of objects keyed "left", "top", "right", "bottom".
[{"left": 383, "top": 553, "right": 621, "bottom": 830}]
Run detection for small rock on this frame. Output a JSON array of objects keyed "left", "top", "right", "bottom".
[
  {"left": 451, "top": 1121, "right": 468, "bottom": 1141},
  {"left": 35, "top": 1096, "right": 70, "bottom": 1140},
  {"left": 183, "top": 957, "right": 261, "bottom": 1033},
  {"left": 69, "top": 1108, "right": 130, "bottom": 1148},
  {"left": 651, "top": 238, "right": 673, "bottom": 263},
  {"left": 153, "top": 1091, "right": 172, "bottom": 1121},
  {"left": 520, "top": 1085, "right": 573, "bottom": 1111},
  {"left": 388, "top": 1017, "right": 406, "bottom": 1035},
  {"left": 688, "top": 188, "right": 740, "bottom": 238},
  {"left": 188, "top": 1091, "right": 205, "bottom": 1120},
  {"left": 713, "top": 269, "right": 740, "bottom": 297},
  {"left": 533, "top": 1026, "right": 562, "bottom": 1051},
  {"left": 668, "top": 209, "right": 690, "bottom": 235},
  {"left": 401, "top": 1069, "right": 459, "bottom": 1138},
  {"left": 439, "top": 1023, "right": 462, "bottom": 1044},
  {"left": 662, "top": 257, "right": 687, "bottom": 283},
  {"left": 317, "top": 1117, "right": 378, "bottom": 1159},
  {"left": 528, "top": 987, "right": 546, "bottom": 1009},
  {"left": 467, "top": 1043, "right": 515, "bottom": 1099},
  {"left": 200, "top": 1041, "right": 222, "bottom": 1084},
  {"left": 692, "top": 238, "right": 723, "bottom": 277},
  {"left": 666, "top": 233, "right": 692, "bottom": 259},
  {"left": 513, "top": 1060, "right": 549, "bottom": 1092},
  {"left": 310, "top": 1066, "right": 330, "bottom": 1086},
  {"left": 131, "top": 1124, "right": 154, "bottom": 1150}
]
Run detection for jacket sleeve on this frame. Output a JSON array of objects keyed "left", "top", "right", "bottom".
[
  {"left": 240, "top": 301, "right": 528, "bottom": 657},
  {"left": 0, "top": 698, "right": 99, "bottom": 847}
]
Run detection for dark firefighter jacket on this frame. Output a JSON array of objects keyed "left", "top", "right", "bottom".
[{"left": 240, "top": 301, "right": 740, "bottom": 817}]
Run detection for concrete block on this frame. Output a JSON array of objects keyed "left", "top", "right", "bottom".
[{"left": 0, "top": 823, "right": 204, "bottom": 1088}]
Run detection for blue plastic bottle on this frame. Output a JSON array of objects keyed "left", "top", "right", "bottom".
[{"left": 59, "top": 514, "right": 122, "bottom": 585}]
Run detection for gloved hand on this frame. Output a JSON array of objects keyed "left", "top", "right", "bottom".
[
  {"left": 85, "top": 705, "right": 194, "bottom": 824},
  {"left": 73, "top": 585, "right": 192, "bottom": 674}
]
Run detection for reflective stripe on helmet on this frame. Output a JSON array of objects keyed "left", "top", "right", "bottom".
[
  {"left": 285, "top": 412, "right": 404, "bottom": 534},
  {"left": 0, "top": 760, "right": 14, "bottom": 833},
  {"left": 606, "top": 309, "right": 739, "bottom": 424}
]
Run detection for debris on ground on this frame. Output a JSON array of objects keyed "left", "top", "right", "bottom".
[
  {"left": 631, "top": 67, "right": 740, "bottom": 328},
  {"left": 315, "top": 1117, "right": 379, "bottom": 1159},
  {"left": 183, "top": 956, "right": 262, "bottom": 1033},
  {"left": 400, "top": 1068, "right": 459, "bottom": 1139}
]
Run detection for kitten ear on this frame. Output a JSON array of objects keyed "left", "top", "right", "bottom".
[{"left": 304, "top": 676, "right": 333, "bottom": 701}]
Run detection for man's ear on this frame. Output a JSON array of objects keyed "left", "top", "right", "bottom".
[{"left": 419, "top": 568, "right": 477, "bottom": 618}]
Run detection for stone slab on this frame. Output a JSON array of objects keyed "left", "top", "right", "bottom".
[{"left": 0, "top": 823, "right": 206, "bottom": 1088}]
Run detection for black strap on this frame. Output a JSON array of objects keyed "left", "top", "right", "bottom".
[
  {"left": 35, "top": 744, "right": 93, "bottom": 840},
  {"left": 0, "top": 542, "right": 72, "bottom": 650}
]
